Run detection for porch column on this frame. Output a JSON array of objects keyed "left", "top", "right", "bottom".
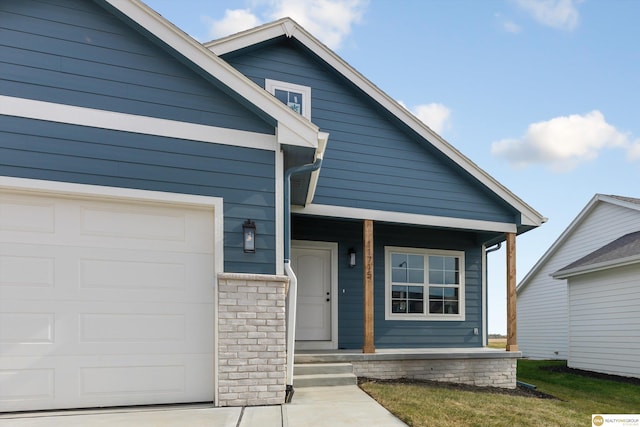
[
  {"left": 506, "top": 232, "right": 518, "bottom": 352},
  {"left": 363, "top": 219, "right": 375, "bottom": 353}
]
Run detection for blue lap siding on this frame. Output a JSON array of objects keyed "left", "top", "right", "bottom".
[
  {"left": 0, "top": 0, "right": 273, "bottom": 134},
  {"left": 0, "top": 116, "right": 277, "bottom": 274},
  {"left": 292, "top": 216, "right": 483, "bottom": 349},
  {"left": 222, "top": 39, "right": 518, "bottom": 224},
  {"left": 0, "top": 0, "right": 281, "bottom": 274}
]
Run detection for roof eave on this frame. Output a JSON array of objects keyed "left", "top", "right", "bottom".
[
  {"left": 552, "top": 254, "right": 640, "bottom": 279},
  {"left": 518, "top": 193, "right": 640, "bottom": 292},
  {"left": 103, "top": 2, "right": 319, "bottom": 150}
]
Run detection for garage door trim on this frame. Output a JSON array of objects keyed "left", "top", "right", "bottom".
[{"left": 0, "top": 176, "right": 224, "bottom": 408}]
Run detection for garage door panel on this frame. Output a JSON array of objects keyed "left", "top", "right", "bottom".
[
  {"left": 1, "top": 246, "right": 213, "bottom": 303},
  {"left": 0, "top": 354, "right": 213, "bottom": 411},
  {"left": 1, "top": 301, "right": 213, "bottom": 357},
  {"left": 0, "top": 189, "right": 216, "bottom": 411},
  {"left": 1, "top": 193, "right": 214, "bottom": 253}
]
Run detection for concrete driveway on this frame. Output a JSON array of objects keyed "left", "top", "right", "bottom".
[{"left": 0, "top": 385, "right": 407, "bottom": 426}]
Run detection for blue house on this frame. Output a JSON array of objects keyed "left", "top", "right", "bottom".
[{"left": 0, "top": 0, "right": 544, "bottom": 411}]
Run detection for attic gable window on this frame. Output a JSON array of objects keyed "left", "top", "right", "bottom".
[
  {"left": 385, "top": 247, "right": 465, "bottom": 321},
  {"left": 265, "top": 79, "right": 311, "bottom": 120}
]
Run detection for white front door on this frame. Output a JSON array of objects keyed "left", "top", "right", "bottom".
[{"left": 291, "top": 242, "right": 337, "bottom": 349}]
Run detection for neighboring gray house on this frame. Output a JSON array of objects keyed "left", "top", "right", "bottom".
[
  {"left": 0, "top": 0, "right": 544, "bottom": 412},
  {"left": 517, "top": 194, "right": 640, "bottom": 360},
  {"left": 553, "top": 231, "right": 640, "bottom": 379}
]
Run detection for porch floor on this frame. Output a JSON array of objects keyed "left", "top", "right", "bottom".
[{"left": 295, "top": 347, "right": 521, "bottom": 364}]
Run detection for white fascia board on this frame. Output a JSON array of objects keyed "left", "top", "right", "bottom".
[
  {"left": 209, "top": 18, "right": 545, "bottom": 227},
  {"left": 104, "top": 0, "right": 319, "bottom": 150},
  {"left": 517, "top": 194, "right": 614, "bottom": 293},
  {"left": 292, "top": 204, "right": 517, "bottom": 233},
  {"left": 552, "top": 254, "right": 640, "bottom": 280},
  {"left": 597, "top": 194, "right": 640, "bottom": 211},
  {"left": 1, "top": 95, "right": 277, "bottom": 151}
]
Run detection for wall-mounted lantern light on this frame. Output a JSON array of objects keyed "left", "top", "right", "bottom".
[
  {"left": 348, "top": 247, "right": 356, "bottom": 268},
  {"left": 243, "top": 220, "right": 256, "bottom": 253}
]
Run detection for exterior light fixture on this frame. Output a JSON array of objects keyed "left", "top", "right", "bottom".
[
  {"left": 243, "top": 220, "right": 256, "bottom": 253},
  {"left": 348, "top": 247, "right": 356, "bottom": 268}
]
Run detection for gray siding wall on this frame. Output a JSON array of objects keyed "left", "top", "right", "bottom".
[
  {"left": 568, "top": 264, "right": 640, "bottom": 378},
  {"left": 0, "top": 116, "right": 277, "bottom": 275},
  {"left": 223, "top": 39, "right": 516, "bottom": 223},
  {"left": 292, "top": 216, "right": 483, "bottom": 349},
  {"left": 518, "top": 202, "right": 640, "bottom": 359},
  {"left": 0, "top": 0, "right": 273, "bottom": 134}
]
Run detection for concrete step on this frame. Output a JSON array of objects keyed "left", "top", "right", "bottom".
[
  {"left": 294, "top": 363, "right": 354, "bottom": 376},
  {"left": 293, "top": 363, "right": 357, "bottom": 388}
]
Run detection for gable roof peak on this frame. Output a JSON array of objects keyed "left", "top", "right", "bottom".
[
  {"left": 518, "top": 192, "right": 640, "bottom": 292},
  {"left": 207, "top": 17, "right": 545, "bottom": 230}
]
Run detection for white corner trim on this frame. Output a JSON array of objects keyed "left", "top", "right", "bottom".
[
  {"left": 0, "top": 95, "right": 277, "bottom": 151},
  {"left": 481, "top": 244, "right": 487, "bottom": 346},
  {"left": 292, "top": 204, "right": 518, "bottom": 233},
  {"left": 275, "top": 149, "right": 285, "bottom": 275}
]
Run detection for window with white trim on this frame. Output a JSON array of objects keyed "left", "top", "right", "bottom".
[
  {"left": 385, "top": 247, "right": 465, "bottom": 321},
  {"left": 265, "top": 79, "right": 311, "bottom": 120}
]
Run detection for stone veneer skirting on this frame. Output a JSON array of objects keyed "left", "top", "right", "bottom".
[
  {"left": 216, "top": 273, "right": 288, "bottom": 407},
  {"left": 296, "top": 349, "right": 520, "bottom": 389},
  {"left": 353, "top": 358, "right": 517, "bottom": 388}
]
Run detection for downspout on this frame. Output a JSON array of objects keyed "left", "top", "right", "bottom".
[
  {"left": 484, "top": 242, "right": 502, "bottom": 347},
  {"left": 283, "top": 157, "right": 323, "bottom": 403}
]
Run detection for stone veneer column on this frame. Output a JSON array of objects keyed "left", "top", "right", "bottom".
[{"left": 216, "top": 273, "right": 288, "bottom": 407}]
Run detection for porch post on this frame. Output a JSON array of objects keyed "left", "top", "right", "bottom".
[
  {"left": 363, "top": 219, "right": 375, "bottom": 353},
  {"left": 506, "top": 232, "right": 518, "bottom": 352}
]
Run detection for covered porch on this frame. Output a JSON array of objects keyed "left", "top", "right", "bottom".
[
  {"left": 290, "top": 216, "right": 521, "bottom": 354},
  {"left": 294, "top": 347, "right": 519, "bottom": 389}
]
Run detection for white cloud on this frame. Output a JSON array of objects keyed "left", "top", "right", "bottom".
[
  {"left": 628, "top": 143, "right": 640, "bottom": 161},
  {"left": 207, "top": 9, "right": 262, "bottom": 39},
  {"left": 491, "top": 111, "right": 630, "bottom": 172},
  {"left": 515, "top": 0, "right": 582, "bottom": 31},
  {"left": 266, "top": 0, "right": 367, "bottom": 49},
  {"left": 411, "top": 103, "right": 452, "bottom": 135},
  {"left": 206, "top": 0, "right": 368, "bottom": 49},
  {"left": 495, "top": 13, "right": 522, "bottom": 34},
  {"left": 503, "top": 20, "right": 522, "bottom": 34}
]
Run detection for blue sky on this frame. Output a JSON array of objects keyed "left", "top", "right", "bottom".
[{"left": 144, "top": 0, "right": 640, "bottom": 334}]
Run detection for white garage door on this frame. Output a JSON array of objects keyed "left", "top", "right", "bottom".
[{"left": 0, "top": 189, "right": 216, "bottom": 412}]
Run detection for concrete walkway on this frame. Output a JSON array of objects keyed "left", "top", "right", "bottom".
[{"left": 0, "top": 386, "right": 407, "bottom": 427}]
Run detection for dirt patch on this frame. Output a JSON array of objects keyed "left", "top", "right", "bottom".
[
  {"left": 541, "top": 365, "right": 640, "bottom": 386},
  {"left": 358, "top": 377, "right": 559, "bottom": 400}
]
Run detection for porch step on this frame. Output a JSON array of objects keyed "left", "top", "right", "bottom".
[{"left": 293, "top": 363, "right": 357, "bottom": 388}]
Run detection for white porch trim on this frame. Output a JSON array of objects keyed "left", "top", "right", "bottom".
[{"left": 292, "top": 203, "right": 518, "bottom": 233}]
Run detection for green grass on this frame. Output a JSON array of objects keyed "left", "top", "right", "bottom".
[{"left": 360, "top": 360, "right": 640, "bottom": 427}]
